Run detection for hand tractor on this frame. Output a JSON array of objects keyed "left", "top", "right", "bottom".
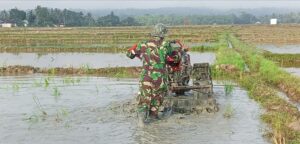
[{"left": 165, "top": 41, "right": 219, "bottom": 114}]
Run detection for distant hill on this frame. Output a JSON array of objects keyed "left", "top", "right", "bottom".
[{"left": 74, "top": 7, "right": 300, "bottom": 18}]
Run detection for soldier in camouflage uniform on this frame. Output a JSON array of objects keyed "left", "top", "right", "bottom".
[{"left": 126, "top": 24, "right": 177, "bottom": 122}]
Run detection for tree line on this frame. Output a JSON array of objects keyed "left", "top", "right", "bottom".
[
  {"left": 0, "top": 6, "right": 139, "bottom": 27},
  {"left": 1, "top": 6, "right": 300, "bottom": 27}
]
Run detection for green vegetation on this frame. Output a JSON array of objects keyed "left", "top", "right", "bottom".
[
  {"left": 230, "top": 34, "right": 300, "bottom": 103},
  {"left": 223, "top": 104, "right": 234, "bottom": 118},
  {"left": 55, "top": 108, "right": 69, "bottom": 122},
  {"left": 51, "top": 86, "right": 61, "bottom": 102},
  {"left": 52, "top": 87, "right": 61, "bottom": 99},
  {"left": 62, "top": 77, "right": 80, "bottom": 85},
  {"left": 12, "top": 82, "right": 20, "bottom": 92},
  {"left": 0, "top": 6, "right": 139, "bottom": 27},
  {"left": 80, "top": 64, "right": 92, "bottom": 74},
  {"left": 263, "top": 53, "right": 300, "bottom": 67},
  {"left": 190, "top": 42, "right": 226, "bottom": 52},
  {"left": 33, "top": 79, "right": 42, "bottom": 87},
  {"left": 44, "top": 77, "right": 50, "bottom": 88},
  {"left": 4, "top": 6, "right": 300, "bottom": 27},
  {"left": 224, "top": 81, "right": 234, "bottom": 96},
  {"left": 213, "top": 32, "right": 300, "bottom": 144}
]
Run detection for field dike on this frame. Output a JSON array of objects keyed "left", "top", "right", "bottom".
[
  {"left": 213, "top": 33, "right": 300, "bottom": 144},
  {"left": 0, "top": 66, "right": 141, "bottom": 78},
  {"left": 263, "top": 52, "right": 300, "bottom": 68}
]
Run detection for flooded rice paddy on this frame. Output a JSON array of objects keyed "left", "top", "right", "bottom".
[
  {"left": 257, "top": 44, "right": 300, "bottom": 54},
  {"left": 0, "top": 75, "right": 268, "bottom": 144},
  {"left": 0, "top": 52, "right": 215, "bottom": 68},
  {"left": 257, "top": 45, "right": 300, "bottom": 76},
  {"left": 283, "top": 68, "right": 300, "bottom": 77}
]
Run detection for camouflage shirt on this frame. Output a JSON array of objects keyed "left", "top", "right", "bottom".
[{"left": 127, "top": 39, "right": 173, "bottom": 90}]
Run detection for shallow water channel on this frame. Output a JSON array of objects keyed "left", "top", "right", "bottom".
[
  {"left": 0, "top": 52, "right": 215, "bottom": 68},
  {"left": 0, "top": 75, "right": 269, "bottom": 144},
  {"left": 283, "top": 67, "right": 300, "bottom": 77},
  {"left": 257, "top": 44, "right": 300, "bottom": 54}
]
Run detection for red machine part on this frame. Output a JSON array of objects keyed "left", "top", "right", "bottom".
[{"left": 167, "top": 40, "right": 189, "bottom": 72}]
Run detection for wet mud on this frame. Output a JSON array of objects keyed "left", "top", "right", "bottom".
[
  {"left": 0, "top": 76, "right": 268, "bottom": 144},
  {"left": 0, "top": 65, "right": 141, "bottom": 77}
]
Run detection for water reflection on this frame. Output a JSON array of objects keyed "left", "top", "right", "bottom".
[
  {"left": 257, "top": 44, "right": 300, "bottom": 54},
  {"left": 0, "top": 52, "right": 215, "bottom": 68}
]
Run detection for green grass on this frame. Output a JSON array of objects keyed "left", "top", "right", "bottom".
[
  {"left": 230, "top": 34, "right": 300, "bottom": 103},
  {"left": 12, "top": 82, "right": 20, "bottom": 92},
  {"left": 224, "top": 81, "right": 234, "bottom": 95},
  {"left": 212, "top": 32, "right": 300, "bottom": 144},
  {"left": 190, "top": 42, "right": 224, "bottom": 52},
  {"left": 213, "top": 34, "right": 246, "bottom": 71},
  {"left": 263, "top": 53, "right": 300, "bottom": 68},
  {"left": 264, "top": 51, "right": 300, "bottom": 59},
  {"left": 223, "top": 104, "right": 234, "bottom": 118}
]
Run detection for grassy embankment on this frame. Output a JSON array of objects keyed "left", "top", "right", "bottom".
[
  {"left": 263, "top": 52, "right": 300, "bottom": 68},
  {"left": 213, "top": 33, "right": 300, "bottom": 144}
]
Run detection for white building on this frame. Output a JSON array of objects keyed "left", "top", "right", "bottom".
[
  {"left": 1, "top": 23, "right": 13, "bottom": 28},
  {"left": 270, "top": 19, "right": 278, "bottom": 25},
  {"left": 0, "top": 21, "right": 17, "bottom": 28}
]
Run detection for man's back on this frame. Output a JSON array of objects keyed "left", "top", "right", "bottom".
[{"left": 127, "top": 39, "right": 172, "bottom": 83}]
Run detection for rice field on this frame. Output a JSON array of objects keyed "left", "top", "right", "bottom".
[
  {"left": 0, "top": 26, "right": 225, "bottom": 53},
  {"left": 1, "top": 25, "right": 300, "bottom": 144}
]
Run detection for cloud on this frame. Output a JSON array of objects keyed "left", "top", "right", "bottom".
[{"left": 0, "top": 0, "right": 299, "bottom": 10}]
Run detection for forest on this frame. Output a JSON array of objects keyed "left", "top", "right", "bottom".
[{"left": 1, "top": 6, "right": 300, "bottom": 27}]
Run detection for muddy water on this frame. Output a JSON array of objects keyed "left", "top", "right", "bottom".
[
  {"left": 283, "top": 68, "right": 300, "bottom": 77},
  {"left": 257, "top": 44, "right": 300, "bottom": 54},
  {"left": 0, "top": 52, "right": 215, "bottom": 68},
  {"left": 0, "top": 75, "right": 268, "bottom": 144}
]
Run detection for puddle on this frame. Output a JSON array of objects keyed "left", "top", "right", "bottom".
[
  {"left": 257, "top": 44, "right": 300, "bottom": 54},
  {"left": 0, "top": 75, "right": 268, "bottom": 144},
  {"left": 283, "top": 67, "right": 300, "bottom": 77},
  {"left": 0, "top": 52, "right": 215, "bottom": 68}
]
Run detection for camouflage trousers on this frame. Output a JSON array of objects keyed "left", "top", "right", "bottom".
[{"left": 137, "top": 81, "right": 168, "bottom": 116}]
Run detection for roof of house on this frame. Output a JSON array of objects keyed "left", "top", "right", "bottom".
[{"left": 0, "top": 20, "right": 16, "bottom": 24}]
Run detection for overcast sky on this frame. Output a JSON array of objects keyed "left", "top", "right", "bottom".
[{"left": 0, "top": 0, "right": 300, "bottom": 10}]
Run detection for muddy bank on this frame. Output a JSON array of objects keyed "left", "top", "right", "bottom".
[
  {"left": 0, "top": 75, "right": 268, "bottom": 144},
  {"left": 0, "top": 65, "right": 141, "bottom": 77},
  {"left": 263, "top": 53, "right": 300, "bottom": 67},
  {"left": 0, "top": 47, "right": 128, "bottom": 53},
  {"left": 0, "top": 52, "right": 215, "bottom": 68}
]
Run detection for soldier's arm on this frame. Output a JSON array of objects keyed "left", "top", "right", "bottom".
[
  {"left": 126, "top": 43, "right": 143, "bottom": 59},
  {"left": 166, "top": 40, "right": 188, "bottom": 64},
  {"left": 126, "top": 44, "right": 137, "bottom": 59},
  {"left": 171, "top": 39, "right": 189, "bottom": 52}
]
